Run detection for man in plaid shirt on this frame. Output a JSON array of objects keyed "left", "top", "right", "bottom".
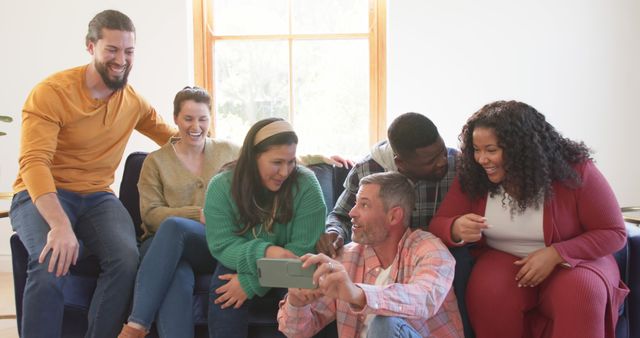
[
  {"left": 316, "top": 113, "right": 474, "bottom": 337},
  {"left": 278, "top": 172, "right": 464, "bottom": 338}
]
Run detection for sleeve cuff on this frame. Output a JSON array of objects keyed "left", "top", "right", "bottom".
[
  {"left": 286, "top": 299, "right": 311, "bottom": 313},
  {"left": 350, "top": 283, "right": 374, "bottom": 314},
  {"left": 326, "top": 223, "right": 347, "bottom": 240},
  {"left": 183, "top": 207, "right": 202, "bottom": 221},
  {"left": 236, "top": 240, "right": 270, "bottom": 274},
  {"left": 22, "top": 166, "right": 57, "bottom": 201}
]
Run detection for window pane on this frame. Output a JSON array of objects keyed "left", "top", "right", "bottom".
[
  {"left": 213, "top": 0, "right": 288, "bottom": 35},
  {"left": 214, "top": 40, "right": 289, "bottom": 143},
  {"left": 292, "top": 39, "right": 369, "bottom": 159},
  {"left": 292, "top": 0, "right": 369, "bottom": 34}
]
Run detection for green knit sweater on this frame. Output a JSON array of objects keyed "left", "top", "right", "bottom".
[{"left": 204, "top": 166, "right": 326, "bottom": 298}]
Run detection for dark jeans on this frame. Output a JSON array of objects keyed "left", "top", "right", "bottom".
[
  {"left": 208, "top": 264, "right": 286, "bottom": 338},
  {"left": 10, "top": 189, "right": 138, "bottom": 338},
  {"left": 450, "top": 245, "right": 475, "bottom": 338}
]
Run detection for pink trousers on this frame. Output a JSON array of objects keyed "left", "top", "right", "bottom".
[{"left": 467, "top": 249, "right": 610, "bottom": 338}]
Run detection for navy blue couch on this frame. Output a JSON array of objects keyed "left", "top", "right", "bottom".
[
  {"left": 11, "top": 152, "right": 344, "bottom": 338},
  {"left": 10, "top": 151, "right": 640, "bottom": 337}
]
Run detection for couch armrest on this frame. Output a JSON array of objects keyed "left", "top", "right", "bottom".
[
  {"left": 625, "top": 223, "right": 640, "bottom": 338},
  {"left": 10, "top": 233, "right": 27, "bottom": 334}
]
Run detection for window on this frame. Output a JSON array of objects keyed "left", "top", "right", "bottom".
[{"left": 194, "top": 0, "right": 386, "bottom": 158}]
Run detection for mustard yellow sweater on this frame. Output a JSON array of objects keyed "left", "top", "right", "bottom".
[{"left": 13, "top": 65, "right": 175, "bottom": 200}]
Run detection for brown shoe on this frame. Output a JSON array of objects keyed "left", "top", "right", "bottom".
[{"left": 117, "top": 324, "right": 147, "bottom": 338}]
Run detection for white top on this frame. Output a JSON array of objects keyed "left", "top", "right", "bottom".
[
  {"left": 360, "top": 264, "right": 393, "bottom": 338},
  {"left": 482, "top": 190, "right": 545, "bottom": 258}
]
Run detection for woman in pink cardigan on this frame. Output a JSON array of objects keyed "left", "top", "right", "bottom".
[{"left": 429, "top": 100, "right": 628, "bottom": 338}]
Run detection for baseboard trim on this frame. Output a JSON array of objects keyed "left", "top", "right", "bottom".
[{"left": 0, "top": 254, "right": 12, "bottom": 273}]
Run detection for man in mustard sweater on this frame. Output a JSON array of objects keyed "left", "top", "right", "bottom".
[{"left": 9, "top": 10, "right": 175, "bottom": 338}]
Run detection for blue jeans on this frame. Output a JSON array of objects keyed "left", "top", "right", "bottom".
[
  {"left": 208, "top": 264, "right": 286, "bottom": 338},
  {"left": 128, "top": 217, "right": 216, "bottom": 337},
  {"left": 367, "top": 316, "right": 422, "bottom": 338},
  {"left": 10, "top": 189, "right": 139, "bottom": 338}
]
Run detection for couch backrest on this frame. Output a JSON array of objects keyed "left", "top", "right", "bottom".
[
  {"left": 306, "top": 164, "right": 349, "bottom": 214},
  {"left": 118, "top": 152, "right": 350, "bottom": 238},
  {"left": 119, "top": 152, "right": 148, "bottom": 238}
]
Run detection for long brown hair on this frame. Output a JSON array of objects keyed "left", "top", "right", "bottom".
[{"left": 230, "top": 118, "right": 299, "bottom": 235}]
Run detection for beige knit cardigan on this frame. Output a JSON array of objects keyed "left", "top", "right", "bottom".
[{"left": 137, "top": 138, "right": 240, "bottom": 235}]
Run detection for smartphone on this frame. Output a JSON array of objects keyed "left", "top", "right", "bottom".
[{"left": 257, "top": 258, "right": 317, "bottom": 289}]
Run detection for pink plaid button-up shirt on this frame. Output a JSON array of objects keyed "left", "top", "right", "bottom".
[{"left": 277, "top": 229, "right": 464, "bottom": 338}]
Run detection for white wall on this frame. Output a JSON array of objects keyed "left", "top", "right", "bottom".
[
  {"left": 0, "top": 0, "right": 193, "bottom": 271},
  {"left": 1, "top": 1, "right": 638, "bottom": 271},
  {"left": 388, "top": 0, "right": 640, "bottom": 207}
]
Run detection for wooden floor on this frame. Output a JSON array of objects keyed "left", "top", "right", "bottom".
[{"left": 0, "top": 272, "right": 18, "bottom": 338}]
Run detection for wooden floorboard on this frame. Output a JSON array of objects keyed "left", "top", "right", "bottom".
[{"left": 0, "top": 272, "right": 19, "bottom": 338}]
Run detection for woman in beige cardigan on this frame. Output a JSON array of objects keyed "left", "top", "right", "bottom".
[{"left": 119, "top": 86, "right": 239, "bottom": 337}]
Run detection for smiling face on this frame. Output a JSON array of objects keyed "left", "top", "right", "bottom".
[
  {"left": 348, "top": 183, "right": 390, "bottom": 246},
  {"left": 256, "top": 143, "right": 297, "bottom": 192},
  {"left": 88, "top": 28, "right": 135, "bottom": 90},
  {"left": 174, "top": 100, "right": 210, "bottom": 147},
  {"left": 394, "top": 137, "right": 448, "bottom": 181},
  {"left": 472, "top": 127, "right": 506, "bottom": 184}
]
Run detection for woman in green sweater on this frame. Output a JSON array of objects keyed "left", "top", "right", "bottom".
[{"left": 204, "top": 118, "right": 327, "bottom": 338}]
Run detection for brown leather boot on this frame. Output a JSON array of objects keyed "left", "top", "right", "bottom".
[{"left": 117, "top": 324, "right": 147, "bottom": 338}]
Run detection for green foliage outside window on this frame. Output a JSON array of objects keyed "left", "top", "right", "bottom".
[{"left": 0, "top": 115, "right": 12, "bottom": 136}]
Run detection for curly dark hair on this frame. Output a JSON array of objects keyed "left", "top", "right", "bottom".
[{"left": 458, "top": 100, "right": 592, "bottom": 212}]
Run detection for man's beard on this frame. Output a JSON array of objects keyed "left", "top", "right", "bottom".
[
  {"left": 95, "top": 61, "right": 131, "bottom": 90},
  {"left": 351, "top": 223, "right": 388, "bottom": 246}
]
